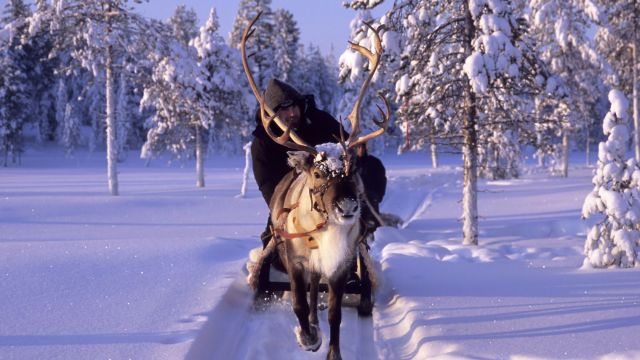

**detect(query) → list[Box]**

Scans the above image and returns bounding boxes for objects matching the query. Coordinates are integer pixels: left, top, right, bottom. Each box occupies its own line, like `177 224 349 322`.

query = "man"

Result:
251 79 386 253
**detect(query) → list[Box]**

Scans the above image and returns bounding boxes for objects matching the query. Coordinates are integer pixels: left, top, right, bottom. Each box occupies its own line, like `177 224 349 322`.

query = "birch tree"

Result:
347 0 544 244
33 0 153 195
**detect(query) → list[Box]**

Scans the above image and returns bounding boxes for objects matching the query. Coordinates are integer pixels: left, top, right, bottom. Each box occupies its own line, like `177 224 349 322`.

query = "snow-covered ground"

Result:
1 147 639 360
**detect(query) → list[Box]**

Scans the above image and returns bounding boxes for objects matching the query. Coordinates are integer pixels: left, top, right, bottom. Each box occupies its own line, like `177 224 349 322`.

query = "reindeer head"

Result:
287 144 361 225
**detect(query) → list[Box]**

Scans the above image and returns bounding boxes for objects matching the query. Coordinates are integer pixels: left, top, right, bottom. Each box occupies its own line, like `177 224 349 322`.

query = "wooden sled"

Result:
249 241 375 317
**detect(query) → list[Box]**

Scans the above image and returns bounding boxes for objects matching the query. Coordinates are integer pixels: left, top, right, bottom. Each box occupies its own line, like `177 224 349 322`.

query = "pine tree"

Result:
338 10 400 153
61 103 80 156
23 0 58 143
295 44 341 115
229 0 275 91
582 89 640 268
0 0 32 166
42 0 157 195
192 8 251 156
271 9 299 82
392 1 454 165
115 72 130 162
596 0 640 162
530 0 605 177
139 40 201 162
352 0 545 244
169 5 198 45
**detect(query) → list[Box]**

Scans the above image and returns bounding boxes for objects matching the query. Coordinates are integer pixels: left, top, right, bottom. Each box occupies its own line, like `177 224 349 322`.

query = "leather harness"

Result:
273 179 336 249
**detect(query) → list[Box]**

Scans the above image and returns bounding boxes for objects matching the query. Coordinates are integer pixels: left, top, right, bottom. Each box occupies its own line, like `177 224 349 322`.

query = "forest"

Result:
1 0 639 261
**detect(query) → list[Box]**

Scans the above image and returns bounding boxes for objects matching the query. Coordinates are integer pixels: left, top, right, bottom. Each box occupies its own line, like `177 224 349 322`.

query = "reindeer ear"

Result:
287 151 313 172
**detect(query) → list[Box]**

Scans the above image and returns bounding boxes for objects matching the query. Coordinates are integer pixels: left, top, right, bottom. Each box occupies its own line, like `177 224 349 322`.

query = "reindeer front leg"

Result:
289 259 321 352
309 271 321 326
326 270 347 360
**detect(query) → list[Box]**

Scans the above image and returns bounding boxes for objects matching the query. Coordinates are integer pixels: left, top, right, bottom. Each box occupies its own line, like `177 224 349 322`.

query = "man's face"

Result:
276 103 301 130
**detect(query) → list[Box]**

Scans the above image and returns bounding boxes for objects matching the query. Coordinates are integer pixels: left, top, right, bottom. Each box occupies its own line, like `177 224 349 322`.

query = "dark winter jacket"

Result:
251 95 342 204
357 154 386 209
250 79 387 213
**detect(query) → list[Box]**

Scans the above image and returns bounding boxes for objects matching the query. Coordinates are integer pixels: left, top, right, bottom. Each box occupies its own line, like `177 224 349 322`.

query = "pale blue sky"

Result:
0 0 389 55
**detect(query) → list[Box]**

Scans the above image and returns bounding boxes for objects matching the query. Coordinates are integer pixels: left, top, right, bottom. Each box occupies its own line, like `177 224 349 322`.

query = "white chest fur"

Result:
308 224 358 278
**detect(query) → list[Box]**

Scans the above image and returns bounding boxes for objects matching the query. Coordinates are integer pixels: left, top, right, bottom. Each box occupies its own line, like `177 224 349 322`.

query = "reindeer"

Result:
243 13 389 360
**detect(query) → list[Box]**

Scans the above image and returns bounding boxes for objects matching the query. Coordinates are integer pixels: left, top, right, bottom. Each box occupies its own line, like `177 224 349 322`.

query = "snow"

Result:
314 142 346 176
1 147 640 359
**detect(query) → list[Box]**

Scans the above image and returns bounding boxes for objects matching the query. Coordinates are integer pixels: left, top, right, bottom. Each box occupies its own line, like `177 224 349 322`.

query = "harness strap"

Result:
273 202 326 248
274 220 327 240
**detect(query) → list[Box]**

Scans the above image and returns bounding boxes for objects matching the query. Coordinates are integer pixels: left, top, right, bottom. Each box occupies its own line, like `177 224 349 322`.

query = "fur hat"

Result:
264 79 304 111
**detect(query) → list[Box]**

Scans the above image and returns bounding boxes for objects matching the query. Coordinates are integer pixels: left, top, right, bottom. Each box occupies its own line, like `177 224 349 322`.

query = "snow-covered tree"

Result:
140 39 202 162
140 7 204 167
0 0 31 166
191 8 251 156
530 0 605 177
115 72 130 162
55 79 80 155
596 0 640 162
343 0 385 10
35 0 155 195
392 2 443 165
352 0 545 244
271 9 299 82
142 6 242 187
582 89 640 268
339 10 401 153
295 44 341 115
169 5 198 45
60 103 80 156
229 0 275 91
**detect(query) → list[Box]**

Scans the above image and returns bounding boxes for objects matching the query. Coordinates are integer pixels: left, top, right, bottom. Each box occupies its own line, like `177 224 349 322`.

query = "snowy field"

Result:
1 147 639 360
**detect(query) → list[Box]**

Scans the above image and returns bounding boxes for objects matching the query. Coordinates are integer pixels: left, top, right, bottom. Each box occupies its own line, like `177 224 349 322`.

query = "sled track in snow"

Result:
401 182 448 229
185 276 378 359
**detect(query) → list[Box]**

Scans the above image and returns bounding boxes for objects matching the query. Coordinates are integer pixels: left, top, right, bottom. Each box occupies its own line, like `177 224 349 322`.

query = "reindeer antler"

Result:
345 22 391 150
241 12 317 155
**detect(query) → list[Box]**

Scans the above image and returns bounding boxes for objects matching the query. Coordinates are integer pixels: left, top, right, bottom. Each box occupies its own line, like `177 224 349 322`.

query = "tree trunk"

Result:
195 124 205 188
585 125 590 166
105 14 119 196
430 142 438 169
634 25 640 162
240 141 252 197
462 5 478 246
561 130 569 178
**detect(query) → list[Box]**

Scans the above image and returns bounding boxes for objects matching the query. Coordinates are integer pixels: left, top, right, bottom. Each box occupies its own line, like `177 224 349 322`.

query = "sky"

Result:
134 0 379 56
0 0 389 56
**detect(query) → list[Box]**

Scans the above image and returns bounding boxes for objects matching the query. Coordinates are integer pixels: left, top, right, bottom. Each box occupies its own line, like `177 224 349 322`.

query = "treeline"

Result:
337 0 638 245
0 0 341 171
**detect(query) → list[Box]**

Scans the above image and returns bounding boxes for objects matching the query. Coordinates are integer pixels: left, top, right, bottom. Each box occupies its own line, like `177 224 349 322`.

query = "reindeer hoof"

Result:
326 346 342 360
295 324 322 352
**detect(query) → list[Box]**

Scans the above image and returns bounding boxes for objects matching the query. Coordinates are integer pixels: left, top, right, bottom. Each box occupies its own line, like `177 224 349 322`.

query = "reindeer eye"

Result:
314 172 321 179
